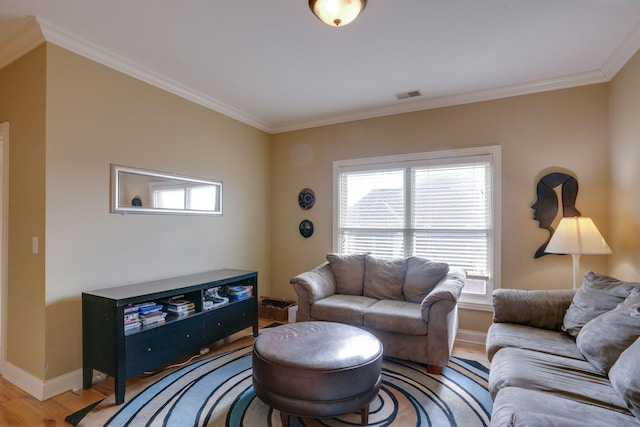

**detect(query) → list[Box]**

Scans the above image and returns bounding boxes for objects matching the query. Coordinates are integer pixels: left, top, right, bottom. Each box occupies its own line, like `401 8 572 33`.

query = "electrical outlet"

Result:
199 347 210 356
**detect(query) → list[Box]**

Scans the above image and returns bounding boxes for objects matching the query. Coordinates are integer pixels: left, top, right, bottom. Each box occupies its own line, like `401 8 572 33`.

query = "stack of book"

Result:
124 305 141 332
135 301 168 326
227 285 252 301
203 288 229 311
160 297 196 316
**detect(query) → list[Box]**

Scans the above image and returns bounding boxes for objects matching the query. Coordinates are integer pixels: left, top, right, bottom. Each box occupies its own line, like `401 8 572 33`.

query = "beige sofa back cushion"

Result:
562 272 640 337
609 336 640 419
363 255 406 300
576 290 640 374
403 257 449 303
326 253 367 295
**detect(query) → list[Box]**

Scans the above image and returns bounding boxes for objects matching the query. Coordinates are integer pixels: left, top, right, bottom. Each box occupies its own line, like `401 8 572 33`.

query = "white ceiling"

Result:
1 0 640 134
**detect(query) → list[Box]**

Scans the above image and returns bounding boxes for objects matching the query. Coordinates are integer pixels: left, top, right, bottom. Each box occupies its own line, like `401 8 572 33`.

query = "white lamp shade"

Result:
309 0 367 27
545 217 611 255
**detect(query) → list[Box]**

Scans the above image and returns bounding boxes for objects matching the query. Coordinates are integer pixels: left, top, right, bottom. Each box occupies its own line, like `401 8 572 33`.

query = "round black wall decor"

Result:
299 219 314 238
298 188 315 210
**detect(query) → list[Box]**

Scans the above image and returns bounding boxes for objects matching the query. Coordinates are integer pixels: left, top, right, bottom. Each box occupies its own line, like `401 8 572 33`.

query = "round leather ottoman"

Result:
252 321 383 427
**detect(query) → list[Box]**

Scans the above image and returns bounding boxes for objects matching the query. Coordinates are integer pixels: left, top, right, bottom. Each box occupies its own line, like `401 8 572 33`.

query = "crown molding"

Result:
272 70 608 133
0 17 45 71
601 17 640 79
3 16 639 135
36 18 273 133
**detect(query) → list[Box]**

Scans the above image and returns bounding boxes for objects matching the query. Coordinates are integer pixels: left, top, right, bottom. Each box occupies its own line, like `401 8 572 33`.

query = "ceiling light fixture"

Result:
309 0 367 27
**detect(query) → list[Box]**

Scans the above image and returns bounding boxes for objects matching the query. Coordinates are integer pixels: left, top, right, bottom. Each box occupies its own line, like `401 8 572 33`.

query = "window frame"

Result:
150 181 220 211
333 145 501 310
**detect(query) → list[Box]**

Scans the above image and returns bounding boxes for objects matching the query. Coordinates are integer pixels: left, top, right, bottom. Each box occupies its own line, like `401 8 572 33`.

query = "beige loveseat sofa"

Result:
290 253 466 374
486 272 640 426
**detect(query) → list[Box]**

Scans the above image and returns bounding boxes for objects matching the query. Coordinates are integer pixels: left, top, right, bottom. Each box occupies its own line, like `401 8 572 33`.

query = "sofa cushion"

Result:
486 322 584 362
492 387 639 427
403 257 449 303
492 289 574 331
363 300 427 335
489 347 627 411
310 294 378 325
576 290 640 374
562 271 640 337
609 337 640 419
363 255 406 300
326 253 367 295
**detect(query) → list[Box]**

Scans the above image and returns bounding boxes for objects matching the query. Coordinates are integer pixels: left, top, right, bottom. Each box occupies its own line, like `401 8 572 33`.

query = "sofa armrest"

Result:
419 268 465 371
290 262 336 321
420 267 466 316
492 288 575 331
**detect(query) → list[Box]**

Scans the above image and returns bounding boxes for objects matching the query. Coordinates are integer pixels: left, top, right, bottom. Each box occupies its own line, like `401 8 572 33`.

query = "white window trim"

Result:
333 145 501 310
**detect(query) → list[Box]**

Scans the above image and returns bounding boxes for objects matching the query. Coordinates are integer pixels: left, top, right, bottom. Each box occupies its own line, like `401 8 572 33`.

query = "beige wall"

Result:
0 38 629 386
0 44 48 379
271 85 610 333
2 43 272 382
609 49 640 281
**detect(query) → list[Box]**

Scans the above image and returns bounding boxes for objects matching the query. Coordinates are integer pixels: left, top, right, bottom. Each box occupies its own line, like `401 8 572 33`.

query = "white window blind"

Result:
334 146 500 308
151 184 218 211
186 185 218 211
153 187 185 209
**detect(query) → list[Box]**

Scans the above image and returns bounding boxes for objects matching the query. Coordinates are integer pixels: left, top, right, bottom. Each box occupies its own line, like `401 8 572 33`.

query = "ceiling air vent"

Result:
395 90 422 100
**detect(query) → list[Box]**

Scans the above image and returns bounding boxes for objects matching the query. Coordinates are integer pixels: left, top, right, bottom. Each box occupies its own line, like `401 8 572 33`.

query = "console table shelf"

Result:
82 269 258 404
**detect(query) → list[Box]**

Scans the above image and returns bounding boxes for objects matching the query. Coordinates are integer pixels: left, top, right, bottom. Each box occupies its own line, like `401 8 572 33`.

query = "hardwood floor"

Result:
452 340 489 365
0 319 488 426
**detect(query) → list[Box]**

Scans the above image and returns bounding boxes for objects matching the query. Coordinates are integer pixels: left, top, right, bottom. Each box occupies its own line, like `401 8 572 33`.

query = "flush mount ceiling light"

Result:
309 0 367 27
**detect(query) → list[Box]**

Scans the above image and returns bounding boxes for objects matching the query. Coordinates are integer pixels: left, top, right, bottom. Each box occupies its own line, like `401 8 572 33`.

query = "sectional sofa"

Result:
486 272 640 426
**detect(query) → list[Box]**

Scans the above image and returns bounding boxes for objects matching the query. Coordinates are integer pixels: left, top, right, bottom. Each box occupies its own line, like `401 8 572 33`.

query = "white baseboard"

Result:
456 328 487 346
43 368 83 400
2 361 82 401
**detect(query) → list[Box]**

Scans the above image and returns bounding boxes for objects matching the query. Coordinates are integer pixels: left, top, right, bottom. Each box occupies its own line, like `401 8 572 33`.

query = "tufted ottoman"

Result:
252 321 383 427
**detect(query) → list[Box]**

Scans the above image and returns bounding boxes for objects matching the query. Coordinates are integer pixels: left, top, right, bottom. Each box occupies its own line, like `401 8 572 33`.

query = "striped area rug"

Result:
77 344 491 426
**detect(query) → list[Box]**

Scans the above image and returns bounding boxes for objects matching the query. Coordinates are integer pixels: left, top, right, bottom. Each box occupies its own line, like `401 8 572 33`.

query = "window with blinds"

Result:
334 146 501 307
151 183 218 211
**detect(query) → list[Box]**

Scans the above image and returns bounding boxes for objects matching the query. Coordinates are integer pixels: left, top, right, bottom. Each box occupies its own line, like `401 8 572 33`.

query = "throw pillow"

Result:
562 271 640 337
363 254 406 300
576 290 640 374
403 256 449 303
609 336 640 419
326 253 367 295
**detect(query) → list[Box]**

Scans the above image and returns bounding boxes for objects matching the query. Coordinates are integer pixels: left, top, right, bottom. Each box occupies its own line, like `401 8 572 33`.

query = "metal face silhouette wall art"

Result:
531 172 581 258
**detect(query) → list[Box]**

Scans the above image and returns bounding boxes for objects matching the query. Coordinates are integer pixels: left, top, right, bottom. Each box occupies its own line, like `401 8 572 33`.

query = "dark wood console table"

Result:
82 269 258 404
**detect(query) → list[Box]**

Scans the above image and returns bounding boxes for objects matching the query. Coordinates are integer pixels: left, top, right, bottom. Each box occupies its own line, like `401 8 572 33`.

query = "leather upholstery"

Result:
252 321 382 419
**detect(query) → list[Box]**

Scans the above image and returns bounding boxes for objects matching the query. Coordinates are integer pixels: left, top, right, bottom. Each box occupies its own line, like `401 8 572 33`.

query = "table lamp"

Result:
545 216 611 289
